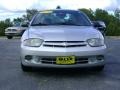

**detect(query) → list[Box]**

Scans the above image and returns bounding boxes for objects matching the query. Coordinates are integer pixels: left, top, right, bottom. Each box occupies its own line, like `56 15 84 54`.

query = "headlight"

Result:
87 38 104 47
23 38 43 47
5 29 8 32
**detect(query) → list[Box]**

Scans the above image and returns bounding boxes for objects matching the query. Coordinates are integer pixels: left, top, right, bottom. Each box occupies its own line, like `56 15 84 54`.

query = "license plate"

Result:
56 56 75 65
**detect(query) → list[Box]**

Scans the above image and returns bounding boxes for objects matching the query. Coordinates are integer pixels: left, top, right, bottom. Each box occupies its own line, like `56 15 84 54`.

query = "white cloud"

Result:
0 0 38 11
0 0 120 20
39 0 111 10
0 0 114 11
0 12 25 20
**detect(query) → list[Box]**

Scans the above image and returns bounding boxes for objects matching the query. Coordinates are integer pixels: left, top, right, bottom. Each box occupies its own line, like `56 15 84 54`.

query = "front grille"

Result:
44 41 85 43
39 57 88 64
43 44 86 47
43 41 87 48
7 29 17 32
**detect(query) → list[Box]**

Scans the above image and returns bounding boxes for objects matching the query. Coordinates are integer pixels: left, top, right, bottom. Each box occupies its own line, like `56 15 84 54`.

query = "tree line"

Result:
0 8 120 36
79 8 120 36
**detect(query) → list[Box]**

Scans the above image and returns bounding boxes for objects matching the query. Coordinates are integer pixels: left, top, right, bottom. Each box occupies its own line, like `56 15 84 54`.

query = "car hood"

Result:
23 26 101 41
6 27 27 30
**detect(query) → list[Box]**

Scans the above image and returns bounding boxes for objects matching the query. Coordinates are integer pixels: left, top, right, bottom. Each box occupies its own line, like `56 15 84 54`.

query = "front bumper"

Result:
5 31 24 36
21 45 106 68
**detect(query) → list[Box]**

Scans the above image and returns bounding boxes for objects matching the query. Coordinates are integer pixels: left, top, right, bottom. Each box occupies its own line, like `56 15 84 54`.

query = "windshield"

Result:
13 22 21 27
31 10 91 26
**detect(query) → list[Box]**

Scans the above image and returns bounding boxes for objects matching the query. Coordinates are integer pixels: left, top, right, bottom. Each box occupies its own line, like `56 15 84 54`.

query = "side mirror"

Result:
92 21 106 35
92 21 106 30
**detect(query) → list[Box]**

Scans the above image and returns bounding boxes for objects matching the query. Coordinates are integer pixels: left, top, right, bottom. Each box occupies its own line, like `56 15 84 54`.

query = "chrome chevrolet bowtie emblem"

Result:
63 42 67 46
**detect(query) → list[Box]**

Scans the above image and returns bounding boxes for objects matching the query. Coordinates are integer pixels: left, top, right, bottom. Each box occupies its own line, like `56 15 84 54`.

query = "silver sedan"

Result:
21 10 106 71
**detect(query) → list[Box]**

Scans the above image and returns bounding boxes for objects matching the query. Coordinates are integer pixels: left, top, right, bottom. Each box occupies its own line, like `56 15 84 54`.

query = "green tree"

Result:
4 18 12 25
13 17 24 25
0 19 12 36
23 9 38 21
94 9 110 24
79 8 95 20
79 8 120 36
114 8 120 20
106 22 120 36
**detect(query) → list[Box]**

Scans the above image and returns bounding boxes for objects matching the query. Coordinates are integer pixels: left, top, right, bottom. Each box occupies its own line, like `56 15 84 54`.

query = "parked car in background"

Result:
5 22 28 39
21 9 106 72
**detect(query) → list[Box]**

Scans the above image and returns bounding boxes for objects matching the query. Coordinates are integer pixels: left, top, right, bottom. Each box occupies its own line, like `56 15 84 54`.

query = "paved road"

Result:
0 37 120 90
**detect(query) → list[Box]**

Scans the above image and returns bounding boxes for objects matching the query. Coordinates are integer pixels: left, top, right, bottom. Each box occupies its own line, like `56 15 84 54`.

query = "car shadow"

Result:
22 67 105 78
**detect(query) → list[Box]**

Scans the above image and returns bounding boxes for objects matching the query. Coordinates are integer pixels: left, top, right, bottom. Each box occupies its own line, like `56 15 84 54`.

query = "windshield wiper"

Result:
54 22 81 26
31 22 91 26
31 23 49 26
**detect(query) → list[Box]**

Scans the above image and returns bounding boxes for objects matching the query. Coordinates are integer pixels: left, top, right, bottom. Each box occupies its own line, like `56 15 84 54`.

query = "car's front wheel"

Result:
94 65 104 71
21 63 32 72
7 36 13 39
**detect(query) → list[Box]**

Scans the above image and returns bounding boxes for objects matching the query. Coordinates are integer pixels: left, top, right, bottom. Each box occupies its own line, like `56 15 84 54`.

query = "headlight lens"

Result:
23 38 43 47
5 29 8 32
87 38 104 47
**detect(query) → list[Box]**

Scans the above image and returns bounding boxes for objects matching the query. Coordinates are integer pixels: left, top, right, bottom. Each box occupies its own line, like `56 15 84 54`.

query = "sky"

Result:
0 0 120 20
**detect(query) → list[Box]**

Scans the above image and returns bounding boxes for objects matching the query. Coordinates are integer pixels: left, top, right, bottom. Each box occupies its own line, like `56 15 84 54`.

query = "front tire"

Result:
7 36 13 39
94 65 104 71
21 63 32 72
